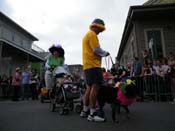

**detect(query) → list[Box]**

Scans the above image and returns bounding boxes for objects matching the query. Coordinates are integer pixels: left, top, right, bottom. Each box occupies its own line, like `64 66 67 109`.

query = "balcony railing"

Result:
32 43 45 52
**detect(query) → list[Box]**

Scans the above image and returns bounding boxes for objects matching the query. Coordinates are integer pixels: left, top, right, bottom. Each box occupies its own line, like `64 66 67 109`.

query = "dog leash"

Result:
109 55 114 66
104 56 109 70
105 55 114 71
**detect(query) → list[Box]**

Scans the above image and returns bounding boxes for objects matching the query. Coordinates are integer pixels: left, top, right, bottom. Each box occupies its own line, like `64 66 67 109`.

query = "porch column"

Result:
0 41 2 74
0 41 2 58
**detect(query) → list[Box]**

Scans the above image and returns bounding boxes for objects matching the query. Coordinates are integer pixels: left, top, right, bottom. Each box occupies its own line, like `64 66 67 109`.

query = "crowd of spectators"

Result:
1 50 175 101
0 67 41 101
102 50 175 101
106 50 175 79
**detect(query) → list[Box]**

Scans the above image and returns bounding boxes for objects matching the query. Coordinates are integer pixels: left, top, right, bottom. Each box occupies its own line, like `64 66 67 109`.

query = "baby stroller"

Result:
50 66 83 115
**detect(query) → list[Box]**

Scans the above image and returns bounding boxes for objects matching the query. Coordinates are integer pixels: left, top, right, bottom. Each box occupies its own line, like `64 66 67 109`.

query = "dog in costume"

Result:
97 79 137 123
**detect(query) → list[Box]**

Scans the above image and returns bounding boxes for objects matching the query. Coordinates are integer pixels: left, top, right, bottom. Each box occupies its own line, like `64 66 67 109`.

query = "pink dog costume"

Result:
115 80 136 106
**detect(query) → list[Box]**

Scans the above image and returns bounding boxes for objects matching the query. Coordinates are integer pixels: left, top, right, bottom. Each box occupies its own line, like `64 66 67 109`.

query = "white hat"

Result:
15 67 20 71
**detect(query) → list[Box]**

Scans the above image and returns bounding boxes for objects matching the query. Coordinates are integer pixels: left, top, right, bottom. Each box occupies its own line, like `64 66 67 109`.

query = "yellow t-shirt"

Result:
82 30 101 70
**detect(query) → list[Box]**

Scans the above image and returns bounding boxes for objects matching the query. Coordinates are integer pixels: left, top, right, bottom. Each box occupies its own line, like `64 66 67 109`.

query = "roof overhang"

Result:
0 11 38 41
130 4 175 20
0 38 44 62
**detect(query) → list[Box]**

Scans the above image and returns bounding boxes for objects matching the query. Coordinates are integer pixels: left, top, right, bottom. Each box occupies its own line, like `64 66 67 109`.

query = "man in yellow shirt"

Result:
80 18 109 122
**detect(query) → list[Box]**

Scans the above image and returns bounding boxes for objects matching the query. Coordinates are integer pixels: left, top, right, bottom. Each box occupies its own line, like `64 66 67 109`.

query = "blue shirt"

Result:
133 62 142 76
21 71 30 84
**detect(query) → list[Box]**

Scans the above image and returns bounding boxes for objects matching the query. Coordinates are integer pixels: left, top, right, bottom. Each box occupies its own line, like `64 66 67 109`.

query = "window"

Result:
146 29 164 60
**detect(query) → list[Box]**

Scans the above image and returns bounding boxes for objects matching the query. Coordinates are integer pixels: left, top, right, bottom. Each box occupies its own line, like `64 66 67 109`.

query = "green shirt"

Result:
48 55 64 67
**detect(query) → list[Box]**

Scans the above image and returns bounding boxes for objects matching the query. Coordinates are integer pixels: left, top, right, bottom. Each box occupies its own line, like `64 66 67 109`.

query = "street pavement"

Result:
0 100 175 131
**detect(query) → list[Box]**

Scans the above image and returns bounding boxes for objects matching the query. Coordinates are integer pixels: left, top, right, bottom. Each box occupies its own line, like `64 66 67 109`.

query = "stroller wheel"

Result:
75 104 82 113
59 108 69 115
40 97 44 103
69 101 74 111
50 102 56 112
59 109 64 115
63 108 69 115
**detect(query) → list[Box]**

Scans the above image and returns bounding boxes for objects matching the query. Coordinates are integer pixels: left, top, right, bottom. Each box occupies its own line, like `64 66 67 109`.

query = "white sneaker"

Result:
87 113 105 122
80 111 89 118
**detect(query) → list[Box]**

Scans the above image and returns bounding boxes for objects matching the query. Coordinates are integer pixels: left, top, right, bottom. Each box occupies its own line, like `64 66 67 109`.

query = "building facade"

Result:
117 0 175 66
0 12 45 76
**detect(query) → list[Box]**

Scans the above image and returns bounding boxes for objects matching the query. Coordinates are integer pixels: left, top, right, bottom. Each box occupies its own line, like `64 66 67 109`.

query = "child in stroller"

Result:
39 78 50 103
40 87 49 103
50 65 83 115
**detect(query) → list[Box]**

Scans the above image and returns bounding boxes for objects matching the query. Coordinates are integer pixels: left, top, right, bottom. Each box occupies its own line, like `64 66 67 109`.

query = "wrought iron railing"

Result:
132 74 174 102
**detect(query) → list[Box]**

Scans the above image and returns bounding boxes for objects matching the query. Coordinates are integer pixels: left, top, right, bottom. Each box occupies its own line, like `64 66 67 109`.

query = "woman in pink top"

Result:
12 67 22 101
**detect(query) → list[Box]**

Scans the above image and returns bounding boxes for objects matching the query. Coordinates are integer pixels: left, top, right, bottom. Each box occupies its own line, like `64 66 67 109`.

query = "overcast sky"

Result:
0 0 147 68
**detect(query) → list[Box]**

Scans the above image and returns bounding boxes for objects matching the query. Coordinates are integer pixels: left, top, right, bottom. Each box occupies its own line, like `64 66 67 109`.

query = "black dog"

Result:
97 83 137 123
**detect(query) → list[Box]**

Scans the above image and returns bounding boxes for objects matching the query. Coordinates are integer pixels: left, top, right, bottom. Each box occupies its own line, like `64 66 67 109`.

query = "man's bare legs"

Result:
80 85 91 117
87 83 105 122
81 84 100 116
82 84 99 111
89 84 99 114
83 85 91 108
